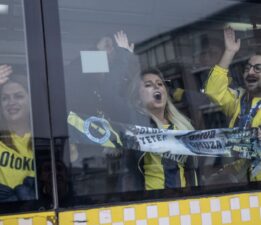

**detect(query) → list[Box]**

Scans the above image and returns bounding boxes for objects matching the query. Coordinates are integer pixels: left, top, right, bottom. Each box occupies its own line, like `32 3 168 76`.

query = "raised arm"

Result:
0 64 12 85
114 30 134 53
205 28 241 118
218 27 241 69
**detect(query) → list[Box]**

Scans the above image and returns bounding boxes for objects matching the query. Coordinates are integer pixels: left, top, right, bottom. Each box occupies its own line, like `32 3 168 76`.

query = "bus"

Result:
0 0 260 224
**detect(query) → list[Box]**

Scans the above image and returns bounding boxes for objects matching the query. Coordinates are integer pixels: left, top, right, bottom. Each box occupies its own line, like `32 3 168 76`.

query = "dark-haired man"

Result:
205 27 261 182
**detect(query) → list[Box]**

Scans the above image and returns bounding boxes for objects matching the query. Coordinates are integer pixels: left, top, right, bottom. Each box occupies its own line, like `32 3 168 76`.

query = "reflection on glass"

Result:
58 0 261 206
165 41 175 61
148 49 157 67
39 159 71 203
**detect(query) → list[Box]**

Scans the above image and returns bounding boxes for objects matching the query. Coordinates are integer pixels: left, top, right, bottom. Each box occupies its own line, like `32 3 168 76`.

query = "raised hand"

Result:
114 30 134 53
0 64 12 85
218 27 240 69
224 27 241 53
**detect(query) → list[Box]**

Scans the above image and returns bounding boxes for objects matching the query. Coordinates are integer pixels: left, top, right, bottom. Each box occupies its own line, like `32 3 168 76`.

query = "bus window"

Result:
56 0 261 207
0 2 36 204
0 0 53 214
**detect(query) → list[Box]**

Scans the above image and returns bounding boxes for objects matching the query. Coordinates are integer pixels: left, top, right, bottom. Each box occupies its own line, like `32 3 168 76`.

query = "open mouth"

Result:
7 108 19 114
246 76 259 83
153 92 162 100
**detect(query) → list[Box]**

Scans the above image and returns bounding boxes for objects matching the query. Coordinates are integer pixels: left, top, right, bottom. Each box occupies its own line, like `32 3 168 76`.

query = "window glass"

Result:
0 1 35 204
57 0 261 206
0 1 54 214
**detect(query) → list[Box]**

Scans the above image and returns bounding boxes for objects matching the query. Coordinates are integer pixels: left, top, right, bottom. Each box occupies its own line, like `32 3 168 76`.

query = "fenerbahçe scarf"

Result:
68 112 261 160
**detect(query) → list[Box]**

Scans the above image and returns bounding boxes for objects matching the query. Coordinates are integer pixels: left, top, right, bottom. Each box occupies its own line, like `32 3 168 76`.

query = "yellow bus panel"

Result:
59 192 261 225
0 211 55 225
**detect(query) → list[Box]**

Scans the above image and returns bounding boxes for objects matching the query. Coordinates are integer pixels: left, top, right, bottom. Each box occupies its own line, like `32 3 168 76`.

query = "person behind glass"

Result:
205 27 261 182
98 32 143 191
0 65 35 202
38 159 74 206
96 31 138 123
129 69 198 190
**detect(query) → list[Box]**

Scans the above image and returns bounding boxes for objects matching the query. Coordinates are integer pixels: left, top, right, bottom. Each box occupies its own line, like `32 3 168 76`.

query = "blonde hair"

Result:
130 68 194 130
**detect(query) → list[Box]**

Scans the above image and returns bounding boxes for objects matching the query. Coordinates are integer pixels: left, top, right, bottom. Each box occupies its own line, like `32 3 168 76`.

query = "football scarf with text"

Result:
68 111 261 160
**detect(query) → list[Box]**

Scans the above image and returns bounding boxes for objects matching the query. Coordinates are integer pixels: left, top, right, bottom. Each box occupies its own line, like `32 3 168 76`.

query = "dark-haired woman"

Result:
0 65 35 201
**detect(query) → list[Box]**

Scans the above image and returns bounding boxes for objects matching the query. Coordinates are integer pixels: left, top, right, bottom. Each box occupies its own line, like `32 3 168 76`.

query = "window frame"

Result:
40 0 261 210
0 0 55 214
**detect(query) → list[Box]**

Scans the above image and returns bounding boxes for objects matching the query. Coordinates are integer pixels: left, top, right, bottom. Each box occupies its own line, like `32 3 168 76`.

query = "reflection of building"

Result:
134 4 261 129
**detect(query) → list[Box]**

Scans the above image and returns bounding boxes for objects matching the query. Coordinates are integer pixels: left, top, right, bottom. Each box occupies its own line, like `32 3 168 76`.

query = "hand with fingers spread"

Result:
114 30 134 53
218 27 241 69
0 64 12 85
224 27 241 54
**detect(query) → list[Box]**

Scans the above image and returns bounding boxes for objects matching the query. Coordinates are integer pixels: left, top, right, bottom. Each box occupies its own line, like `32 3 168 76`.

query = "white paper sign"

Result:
80 51 109 73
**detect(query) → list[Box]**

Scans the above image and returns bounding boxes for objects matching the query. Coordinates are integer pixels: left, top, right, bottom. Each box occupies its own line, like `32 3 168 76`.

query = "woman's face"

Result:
139 73 168 112
1 82 30 123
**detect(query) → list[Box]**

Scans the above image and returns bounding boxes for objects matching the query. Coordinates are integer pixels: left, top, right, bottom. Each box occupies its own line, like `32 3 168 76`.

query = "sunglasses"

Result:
244 63 261 73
